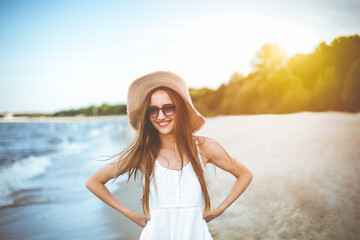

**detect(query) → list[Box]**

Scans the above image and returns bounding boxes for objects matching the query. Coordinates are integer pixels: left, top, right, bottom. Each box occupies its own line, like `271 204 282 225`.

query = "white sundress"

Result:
139 141 213 240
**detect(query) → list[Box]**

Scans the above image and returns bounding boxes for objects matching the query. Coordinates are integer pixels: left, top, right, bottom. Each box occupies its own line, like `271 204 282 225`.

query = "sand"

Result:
104 111 360 239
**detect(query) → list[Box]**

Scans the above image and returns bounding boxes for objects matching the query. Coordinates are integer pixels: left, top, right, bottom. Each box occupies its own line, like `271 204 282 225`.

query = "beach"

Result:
199 111 360 239
111 111 360 239
1 112 360 239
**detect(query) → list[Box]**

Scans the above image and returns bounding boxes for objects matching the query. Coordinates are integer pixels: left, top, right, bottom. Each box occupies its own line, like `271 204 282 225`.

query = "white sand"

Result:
197 111 360 239
106 111 360 239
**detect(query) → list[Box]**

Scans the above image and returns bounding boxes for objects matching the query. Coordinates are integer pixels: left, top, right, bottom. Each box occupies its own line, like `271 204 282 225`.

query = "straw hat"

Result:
127 71 206 133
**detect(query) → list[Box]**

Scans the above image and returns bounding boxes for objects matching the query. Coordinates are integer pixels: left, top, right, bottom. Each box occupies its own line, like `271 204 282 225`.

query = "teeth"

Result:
158 121 169 126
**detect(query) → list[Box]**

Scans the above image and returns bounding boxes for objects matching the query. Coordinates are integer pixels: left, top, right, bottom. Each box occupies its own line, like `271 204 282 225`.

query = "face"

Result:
148 90 176 136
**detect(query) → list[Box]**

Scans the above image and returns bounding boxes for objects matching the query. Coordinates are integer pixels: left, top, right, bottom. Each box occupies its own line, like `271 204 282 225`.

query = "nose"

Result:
157 109 166 119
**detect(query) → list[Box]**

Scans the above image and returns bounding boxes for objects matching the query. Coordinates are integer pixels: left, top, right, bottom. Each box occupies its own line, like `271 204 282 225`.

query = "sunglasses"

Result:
148 104 176 118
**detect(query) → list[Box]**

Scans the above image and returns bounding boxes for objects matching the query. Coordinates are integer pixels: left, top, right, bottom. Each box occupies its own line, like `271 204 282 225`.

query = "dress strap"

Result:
194 137 206 170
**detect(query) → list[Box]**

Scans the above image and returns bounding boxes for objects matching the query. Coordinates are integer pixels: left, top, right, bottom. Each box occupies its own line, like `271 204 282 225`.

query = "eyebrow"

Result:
149 103 173 107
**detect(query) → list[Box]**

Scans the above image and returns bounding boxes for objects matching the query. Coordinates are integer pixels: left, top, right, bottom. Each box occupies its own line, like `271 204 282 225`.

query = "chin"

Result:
163 131 174 135
155 124 175 135
157 128 174 135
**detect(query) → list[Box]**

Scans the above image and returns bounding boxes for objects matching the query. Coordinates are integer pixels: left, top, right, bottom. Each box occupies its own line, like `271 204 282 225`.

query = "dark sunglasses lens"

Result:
148 107 159 118
163 104 175 116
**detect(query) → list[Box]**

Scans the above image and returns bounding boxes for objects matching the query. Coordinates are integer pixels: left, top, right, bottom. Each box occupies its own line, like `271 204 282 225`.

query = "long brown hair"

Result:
110 87 210 216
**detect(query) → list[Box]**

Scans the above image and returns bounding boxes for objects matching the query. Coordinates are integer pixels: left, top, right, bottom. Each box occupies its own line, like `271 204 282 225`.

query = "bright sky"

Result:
1 0 359 114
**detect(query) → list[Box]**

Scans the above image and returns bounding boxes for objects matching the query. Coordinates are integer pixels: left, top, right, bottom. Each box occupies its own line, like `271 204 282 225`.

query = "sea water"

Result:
0 118 132 239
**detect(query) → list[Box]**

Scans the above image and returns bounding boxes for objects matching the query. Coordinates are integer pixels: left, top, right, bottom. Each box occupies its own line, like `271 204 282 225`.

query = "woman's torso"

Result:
139 140 213 240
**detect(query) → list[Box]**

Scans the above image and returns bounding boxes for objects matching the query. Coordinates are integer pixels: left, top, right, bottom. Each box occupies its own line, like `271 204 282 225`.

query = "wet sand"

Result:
102 179 144 239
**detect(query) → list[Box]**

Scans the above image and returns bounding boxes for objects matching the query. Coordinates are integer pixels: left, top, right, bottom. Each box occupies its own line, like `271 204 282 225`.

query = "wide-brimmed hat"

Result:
127 71 206 133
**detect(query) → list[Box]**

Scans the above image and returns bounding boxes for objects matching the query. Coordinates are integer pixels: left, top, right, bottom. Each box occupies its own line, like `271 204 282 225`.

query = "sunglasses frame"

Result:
148 104 176 118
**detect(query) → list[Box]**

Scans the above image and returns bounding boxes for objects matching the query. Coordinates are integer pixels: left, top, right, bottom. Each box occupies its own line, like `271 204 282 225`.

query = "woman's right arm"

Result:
85 161 150 228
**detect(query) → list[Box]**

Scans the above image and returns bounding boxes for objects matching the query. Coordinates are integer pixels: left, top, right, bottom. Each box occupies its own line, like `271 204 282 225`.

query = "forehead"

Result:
149 90 173 106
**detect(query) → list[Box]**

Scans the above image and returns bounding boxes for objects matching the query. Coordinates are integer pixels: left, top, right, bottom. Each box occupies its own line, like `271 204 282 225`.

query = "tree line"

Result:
52 104 127 117
12 104 127 117
191 34 360 116
12 34 359 117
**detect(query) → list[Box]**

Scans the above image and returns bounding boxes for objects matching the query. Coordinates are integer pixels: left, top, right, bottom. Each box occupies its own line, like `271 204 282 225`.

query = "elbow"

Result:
86 175 106 191
85 176 95 191
248 171 253 182
244 169 253 184
236 169 253 184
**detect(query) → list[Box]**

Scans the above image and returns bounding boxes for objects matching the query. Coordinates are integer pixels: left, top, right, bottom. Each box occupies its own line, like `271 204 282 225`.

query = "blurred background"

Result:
0 0 359 239
0 0 359 117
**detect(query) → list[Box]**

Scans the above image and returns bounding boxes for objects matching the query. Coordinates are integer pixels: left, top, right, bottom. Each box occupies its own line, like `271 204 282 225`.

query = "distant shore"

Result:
2 111 358 123
0 115 128 123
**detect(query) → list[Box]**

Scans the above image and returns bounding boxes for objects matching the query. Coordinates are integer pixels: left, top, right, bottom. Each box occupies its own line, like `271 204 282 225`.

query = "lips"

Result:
157 120 171 127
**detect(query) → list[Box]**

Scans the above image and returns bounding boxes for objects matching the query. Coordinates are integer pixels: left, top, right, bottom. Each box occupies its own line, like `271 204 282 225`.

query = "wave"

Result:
58 137 90 154
0 155 51 207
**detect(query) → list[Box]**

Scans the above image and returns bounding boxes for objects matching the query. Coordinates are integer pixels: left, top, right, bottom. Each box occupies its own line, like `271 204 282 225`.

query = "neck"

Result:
159 133 177 151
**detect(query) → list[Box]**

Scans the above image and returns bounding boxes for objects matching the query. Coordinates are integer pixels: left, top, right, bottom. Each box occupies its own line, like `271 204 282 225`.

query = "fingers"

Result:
131 212 151 228
141 217 151 228
140 215 151 228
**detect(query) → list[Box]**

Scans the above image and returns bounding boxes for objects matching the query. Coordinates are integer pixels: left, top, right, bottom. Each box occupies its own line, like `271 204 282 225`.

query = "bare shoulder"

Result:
196 136 222 150
195 136 226 165
196 136 251 179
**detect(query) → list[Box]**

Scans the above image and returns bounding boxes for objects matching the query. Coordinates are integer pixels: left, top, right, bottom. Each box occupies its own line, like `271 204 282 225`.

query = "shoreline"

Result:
0 115 128 123
103 179 144 239
1 110 358 123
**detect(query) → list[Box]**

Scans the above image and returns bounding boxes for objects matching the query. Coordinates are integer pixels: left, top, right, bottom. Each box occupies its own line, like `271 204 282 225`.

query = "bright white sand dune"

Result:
198 112 360 240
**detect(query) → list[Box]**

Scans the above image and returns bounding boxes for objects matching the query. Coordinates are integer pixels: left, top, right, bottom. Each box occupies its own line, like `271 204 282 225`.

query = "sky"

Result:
0 0 359 114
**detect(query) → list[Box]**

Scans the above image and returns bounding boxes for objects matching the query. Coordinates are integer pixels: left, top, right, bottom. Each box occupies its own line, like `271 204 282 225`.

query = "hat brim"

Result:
127 71 206 133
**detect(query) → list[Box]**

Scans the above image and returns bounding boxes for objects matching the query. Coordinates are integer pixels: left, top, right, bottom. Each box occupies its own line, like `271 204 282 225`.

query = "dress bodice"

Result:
139 139 213 240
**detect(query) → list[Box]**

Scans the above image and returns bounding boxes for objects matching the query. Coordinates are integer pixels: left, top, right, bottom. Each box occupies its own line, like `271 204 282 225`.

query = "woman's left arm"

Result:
200 137 253 222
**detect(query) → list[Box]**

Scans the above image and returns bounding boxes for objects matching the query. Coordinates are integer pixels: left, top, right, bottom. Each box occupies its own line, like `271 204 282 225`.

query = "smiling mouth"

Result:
157 120 171 127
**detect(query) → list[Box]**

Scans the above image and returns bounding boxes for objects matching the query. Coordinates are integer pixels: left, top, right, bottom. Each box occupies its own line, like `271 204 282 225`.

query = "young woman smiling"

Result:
86 71 253 240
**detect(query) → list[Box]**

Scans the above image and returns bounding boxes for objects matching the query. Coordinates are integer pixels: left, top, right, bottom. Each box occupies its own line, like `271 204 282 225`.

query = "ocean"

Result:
0 118 133 239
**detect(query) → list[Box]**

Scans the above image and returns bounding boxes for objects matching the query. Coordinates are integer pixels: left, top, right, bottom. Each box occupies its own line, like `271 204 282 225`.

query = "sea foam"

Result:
0 155 51 207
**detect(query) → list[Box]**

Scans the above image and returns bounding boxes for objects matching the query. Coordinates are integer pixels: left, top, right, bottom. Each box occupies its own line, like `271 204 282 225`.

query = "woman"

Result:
86 71 253 239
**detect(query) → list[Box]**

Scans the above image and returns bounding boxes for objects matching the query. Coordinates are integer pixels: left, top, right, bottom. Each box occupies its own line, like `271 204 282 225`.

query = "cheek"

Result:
149 118 157 127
